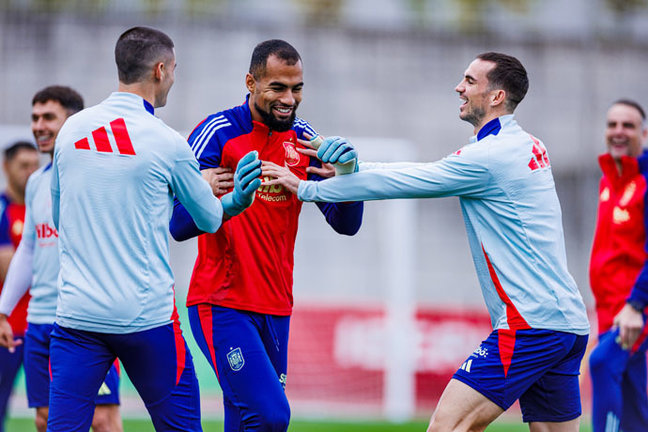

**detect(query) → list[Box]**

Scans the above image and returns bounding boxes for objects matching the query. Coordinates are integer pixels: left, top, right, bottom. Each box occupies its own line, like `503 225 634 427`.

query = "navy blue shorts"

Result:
47 322 200 432
23 322 120 408
189 304 291 432
453 328 588 423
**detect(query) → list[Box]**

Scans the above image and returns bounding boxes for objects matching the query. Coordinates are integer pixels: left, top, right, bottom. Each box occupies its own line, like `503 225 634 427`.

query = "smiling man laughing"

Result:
169 39 364 432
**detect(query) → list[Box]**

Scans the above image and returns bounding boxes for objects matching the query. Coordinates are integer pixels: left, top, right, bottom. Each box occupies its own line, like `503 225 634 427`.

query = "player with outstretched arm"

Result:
263 52 590 432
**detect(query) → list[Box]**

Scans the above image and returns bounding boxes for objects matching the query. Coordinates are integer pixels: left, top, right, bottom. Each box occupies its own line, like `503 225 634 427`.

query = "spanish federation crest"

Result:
283 142 300 167
227 347 245 371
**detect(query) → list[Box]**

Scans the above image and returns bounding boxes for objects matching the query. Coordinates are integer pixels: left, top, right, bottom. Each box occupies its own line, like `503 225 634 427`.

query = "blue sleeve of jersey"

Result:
295 119 362 235
169 197 204 241
0 200 10 246
169 116 228 240
308 158 363 235
628 154 648 306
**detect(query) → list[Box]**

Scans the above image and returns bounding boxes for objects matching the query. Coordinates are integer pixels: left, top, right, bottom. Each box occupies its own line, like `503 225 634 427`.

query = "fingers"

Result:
296 147 318 158
238 167 262 191
318 136 353 163
306 164 336 179
236 151 259 173
242 178 262 195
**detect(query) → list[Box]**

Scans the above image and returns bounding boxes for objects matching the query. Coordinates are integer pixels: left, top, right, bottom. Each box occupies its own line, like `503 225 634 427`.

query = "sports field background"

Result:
2 0 648 428
4 418 594 432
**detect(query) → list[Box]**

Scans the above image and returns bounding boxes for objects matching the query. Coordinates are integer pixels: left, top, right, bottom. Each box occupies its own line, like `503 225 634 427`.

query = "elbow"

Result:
331 213 363 236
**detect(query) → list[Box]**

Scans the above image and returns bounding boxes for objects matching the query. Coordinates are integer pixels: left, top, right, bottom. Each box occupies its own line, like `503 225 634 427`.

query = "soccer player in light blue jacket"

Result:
46 27 260 432
263 52 590 432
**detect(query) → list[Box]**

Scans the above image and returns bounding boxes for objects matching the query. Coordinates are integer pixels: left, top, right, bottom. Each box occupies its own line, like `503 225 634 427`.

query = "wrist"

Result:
627 300 645 313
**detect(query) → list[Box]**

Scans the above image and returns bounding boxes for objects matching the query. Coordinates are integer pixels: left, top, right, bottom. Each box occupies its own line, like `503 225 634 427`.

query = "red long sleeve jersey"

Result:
183 99 362 316
590 153 648 333
0 193 28 335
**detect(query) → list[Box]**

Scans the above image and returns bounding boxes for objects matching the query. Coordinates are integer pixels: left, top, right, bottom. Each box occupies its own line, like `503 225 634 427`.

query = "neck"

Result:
5 185 24 205
247 98 263 123
473 110 510 135
118 82 156 108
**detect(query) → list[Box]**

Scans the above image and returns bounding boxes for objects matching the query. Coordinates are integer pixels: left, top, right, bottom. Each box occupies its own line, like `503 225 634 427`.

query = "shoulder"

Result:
292 117 318 140
188 107 246 160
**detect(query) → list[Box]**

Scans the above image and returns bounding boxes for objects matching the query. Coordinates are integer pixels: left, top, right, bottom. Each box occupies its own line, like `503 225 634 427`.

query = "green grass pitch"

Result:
4 417 594 431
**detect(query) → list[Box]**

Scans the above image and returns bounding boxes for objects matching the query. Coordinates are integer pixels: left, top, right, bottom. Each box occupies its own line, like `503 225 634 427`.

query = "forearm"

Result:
169 199 205 241
0 240 34 316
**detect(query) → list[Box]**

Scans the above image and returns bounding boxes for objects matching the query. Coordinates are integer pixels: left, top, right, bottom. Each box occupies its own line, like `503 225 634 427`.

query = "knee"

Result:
256 400 290 432
91 405 122 432
34 409 48 432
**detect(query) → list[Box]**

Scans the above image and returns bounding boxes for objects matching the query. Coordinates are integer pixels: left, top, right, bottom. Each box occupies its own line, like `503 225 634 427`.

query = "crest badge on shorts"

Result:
227 347 245 371
283 142 300 167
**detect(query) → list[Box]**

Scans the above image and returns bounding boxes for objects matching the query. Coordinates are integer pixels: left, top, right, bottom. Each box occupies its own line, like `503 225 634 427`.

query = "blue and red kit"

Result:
0 192 27 432
170 97 363 431
589 151 648 432
171 97 363 315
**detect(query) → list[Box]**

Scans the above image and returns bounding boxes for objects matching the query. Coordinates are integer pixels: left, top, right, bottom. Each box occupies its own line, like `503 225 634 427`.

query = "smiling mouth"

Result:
273 105 293 116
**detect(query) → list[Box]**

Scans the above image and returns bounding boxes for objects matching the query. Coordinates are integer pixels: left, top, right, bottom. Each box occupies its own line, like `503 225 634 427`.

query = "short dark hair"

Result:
249 39 301 79
115 26 174 84
612 99 646 121
477 52 529 112
4 141 37 162
32 86 84 115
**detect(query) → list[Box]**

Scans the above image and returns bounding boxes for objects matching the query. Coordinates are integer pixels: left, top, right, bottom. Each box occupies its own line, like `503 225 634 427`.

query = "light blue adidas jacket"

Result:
52 92 223 333
299 115 589 335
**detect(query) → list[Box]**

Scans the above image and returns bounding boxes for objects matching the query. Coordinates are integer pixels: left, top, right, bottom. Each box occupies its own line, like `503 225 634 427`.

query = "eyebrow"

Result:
268 81 304 88
465 73 476 81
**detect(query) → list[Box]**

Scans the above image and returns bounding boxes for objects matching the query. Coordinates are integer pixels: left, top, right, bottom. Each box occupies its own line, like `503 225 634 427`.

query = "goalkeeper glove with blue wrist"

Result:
309 135 358 175
221 151 262 217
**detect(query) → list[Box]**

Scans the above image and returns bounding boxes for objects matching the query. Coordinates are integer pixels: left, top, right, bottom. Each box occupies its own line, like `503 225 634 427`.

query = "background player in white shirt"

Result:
46 27 260 432
263 52 590 432
0 86 123 432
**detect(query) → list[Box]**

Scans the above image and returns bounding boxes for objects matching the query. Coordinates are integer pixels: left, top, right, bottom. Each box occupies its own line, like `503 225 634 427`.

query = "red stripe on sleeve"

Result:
74 137 90 150
92 127 113 153
110 118 136 155
497 328 516 378
481 245 531 330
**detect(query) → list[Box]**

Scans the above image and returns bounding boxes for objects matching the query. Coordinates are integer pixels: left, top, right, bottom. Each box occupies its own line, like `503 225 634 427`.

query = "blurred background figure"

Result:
588 99 648 432
0 141 38 432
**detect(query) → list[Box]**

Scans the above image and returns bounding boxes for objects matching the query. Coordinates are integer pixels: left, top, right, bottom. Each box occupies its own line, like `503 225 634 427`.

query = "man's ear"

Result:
245 73 256 93
153 62 165 82
490 89 506 108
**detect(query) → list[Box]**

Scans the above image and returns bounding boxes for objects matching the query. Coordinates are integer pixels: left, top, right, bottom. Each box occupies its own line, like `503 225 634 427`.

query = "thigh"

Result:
112 323 201 432
262 314 290 390
23 323 53 408
520 333 588 423
189 305 289 418
428 378 503 432
47 324 115 432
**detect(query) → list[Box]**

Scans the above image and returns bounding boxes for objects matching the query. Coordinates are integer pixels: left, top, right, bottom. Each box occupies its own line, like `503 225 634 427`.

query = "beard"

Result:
254 102 297 132
461 105 486 128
